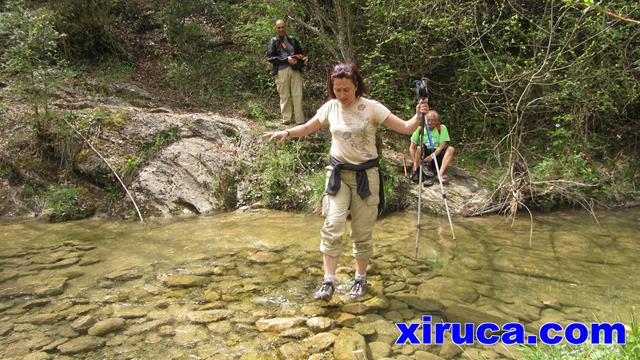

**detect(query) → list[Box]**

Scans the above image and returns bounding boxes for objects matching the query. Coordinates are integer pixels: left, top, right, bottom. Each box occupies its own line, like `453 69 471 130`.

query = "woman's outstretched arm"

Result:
382 99 429 135
263 117 322 144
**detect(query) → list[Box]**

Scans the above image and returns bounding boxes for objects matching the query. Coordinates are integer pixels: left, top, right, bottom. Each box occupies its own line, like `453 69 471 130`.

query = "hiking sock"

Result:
324 274 336 284
354 273 366 282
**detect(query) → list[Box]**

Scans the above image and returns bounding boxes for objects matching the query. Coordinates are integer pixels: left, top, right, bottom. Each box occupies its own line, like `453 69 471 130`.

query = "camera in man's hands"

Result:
291 54 306 71
414 79 429 100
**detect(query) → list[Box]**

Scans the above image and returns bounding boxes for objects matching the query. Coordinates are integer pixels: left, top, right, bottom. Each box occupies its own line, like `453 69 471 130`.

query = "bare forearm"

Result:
403 114 422 135
285 118 321 138
263 118 321 144
382 99 429 135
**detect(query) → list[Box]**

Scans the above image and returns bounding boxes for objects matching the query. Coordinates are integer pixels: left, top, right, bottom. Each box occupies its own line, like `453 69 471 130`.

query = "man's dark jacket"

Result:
266 35 305 76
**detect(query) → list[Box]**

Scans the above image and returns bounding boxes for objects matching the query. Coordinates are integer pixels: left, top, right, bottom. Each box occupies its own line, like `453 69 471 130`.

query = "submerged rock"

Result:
125 319 169 336
88 318 126 336
340 303 368 315
57 336 105 354
172 324 210 346
306 317 335 332
22 313 65 325
0 323 14 336
71 315 97 332
281 327 312 339
255 317 306 332
248 251 283 264
369 341 392 359
333 329 369 360
442 304 514 329
22 352 52 360
363 295 391 311
111 306 148 319
159 273 209 287
392 294 444 312
306 332 337 354
186 310 233 323
0 270 20 283
102 268 142 282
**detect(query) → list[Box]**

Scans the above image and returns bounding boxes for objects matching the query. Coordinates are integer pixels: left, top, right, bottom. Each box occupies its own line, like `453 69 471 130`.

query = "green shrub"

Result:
1 0 63 121
48 113 80 171
93 57 135 82
246 99 269 125
46 185 82 222
380 157 407 214
256 141 307 210
54 0 125 59
0 162 14 179
305 169 327 213
212 168 238 211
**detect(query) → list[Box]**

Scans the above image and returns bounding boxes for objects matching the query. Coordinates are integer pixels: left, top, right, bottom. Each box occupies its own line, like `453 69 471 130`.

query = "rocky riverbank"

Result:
0 238 526 360
3 205 639 359
0 83 490 221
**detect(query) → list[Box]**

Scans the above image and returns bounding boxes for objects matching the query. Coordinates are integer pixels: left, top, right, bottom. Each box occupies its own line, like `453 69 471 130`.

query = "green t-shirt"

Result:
411 124 450 149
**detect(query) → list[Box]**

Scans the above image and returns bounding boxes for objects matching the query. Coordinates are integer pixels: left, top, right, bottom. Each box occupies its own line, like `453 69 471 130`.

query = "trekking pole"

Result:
416 80 456 245
420 101 456 243
413 80 456 259
415 106 426 258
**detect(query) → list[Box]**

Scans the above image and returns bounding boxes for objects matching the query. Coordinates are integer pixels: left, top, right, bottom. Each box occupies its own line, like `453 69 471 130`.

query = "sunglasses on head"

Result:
332 65 352 73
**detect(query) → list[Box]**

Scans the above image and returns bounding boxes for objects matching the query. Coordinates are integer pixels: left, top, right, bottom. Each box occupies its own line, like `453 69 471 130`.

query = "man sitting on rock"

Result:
409 110 455 186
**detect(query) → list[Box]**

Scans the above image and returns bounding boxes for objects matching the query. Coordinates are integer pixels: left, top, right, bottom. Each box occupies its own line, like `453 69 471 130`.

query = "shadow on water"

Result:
0 208 638 358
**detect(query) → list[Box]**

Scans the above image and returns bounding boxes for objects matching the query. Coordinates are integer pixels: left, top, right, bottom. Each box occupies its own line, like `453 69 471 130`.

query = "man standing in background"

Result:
267 19 307 125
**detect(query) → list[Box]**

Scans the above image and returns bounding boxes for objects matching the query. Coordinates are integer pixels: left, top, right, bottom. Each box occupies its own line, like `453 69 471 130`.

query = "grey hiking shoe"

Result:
350 278 367 299
423 177 435 187
424 166 435 177
314 281 335 301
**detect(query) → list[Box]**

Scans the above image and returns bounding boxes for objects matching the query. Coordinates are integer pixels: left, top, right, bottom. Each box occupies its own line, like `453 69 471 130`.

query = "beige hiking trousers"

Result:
320 167 380 259
275 66 304 124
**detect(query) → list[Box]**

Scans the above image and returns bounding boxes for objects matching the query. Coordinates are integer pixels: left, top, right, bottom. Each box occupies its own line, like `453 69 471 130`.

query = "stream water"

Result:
0 208 638 359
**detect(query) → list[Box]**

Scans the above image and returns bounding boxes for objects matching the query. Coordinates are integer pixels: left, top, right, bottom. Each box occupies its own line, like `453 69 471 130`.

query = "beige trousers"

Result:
320 167 380 259
275 66 304 124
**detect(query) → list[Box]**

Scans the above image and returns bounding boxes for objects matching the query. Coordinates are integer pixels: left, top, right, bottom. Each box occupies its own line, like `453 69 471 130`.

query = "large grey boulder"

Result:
128 112 250 215
407 166 489 216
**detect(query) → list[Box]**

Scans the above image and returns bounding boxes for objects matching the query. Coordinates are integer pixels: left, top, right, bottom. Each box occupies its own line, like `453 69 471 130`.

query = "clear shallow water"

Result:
1 208 639 358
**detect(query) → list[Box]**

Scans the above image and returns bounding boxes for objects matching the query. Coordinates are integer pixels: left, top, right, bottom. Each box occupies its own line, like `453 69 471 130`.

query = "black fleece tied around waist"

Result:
326 156 385 215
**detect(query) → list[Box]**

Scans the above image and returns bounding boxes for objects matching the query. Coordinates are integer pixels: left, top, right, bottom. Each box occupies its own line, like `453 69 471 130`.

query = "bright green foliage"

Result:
0 0 63 126
256 141 308 210
380 157 408 214
45 184 80 222
1 0 638 214
306 169 327 212
53 0 125 59
360 0 640 210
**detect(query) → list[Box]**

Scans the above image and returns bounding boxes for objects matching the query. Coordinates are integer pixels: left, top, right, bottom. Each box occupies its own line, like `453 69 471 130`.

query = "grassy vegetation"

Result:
0 0 638 219
520 314 640 360
45 184 89 222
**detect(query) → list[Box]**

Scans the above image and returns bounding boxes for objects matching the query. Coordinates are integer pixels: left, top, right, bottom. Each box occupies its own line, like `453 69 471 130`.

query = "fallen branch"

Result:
573 2 640 26
60 117 145 223
532 179 598 187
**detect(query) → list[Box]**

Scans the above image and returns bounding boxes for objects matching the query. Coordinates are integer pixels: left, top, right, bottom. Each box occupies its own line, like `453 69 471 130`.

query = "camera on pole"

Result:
414 79 429 100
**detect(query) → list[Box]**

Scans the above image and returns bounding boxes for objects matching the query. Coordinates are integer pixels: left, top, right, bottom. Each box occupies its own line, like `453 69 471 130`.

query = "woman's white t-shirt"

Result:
315 97 391 164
